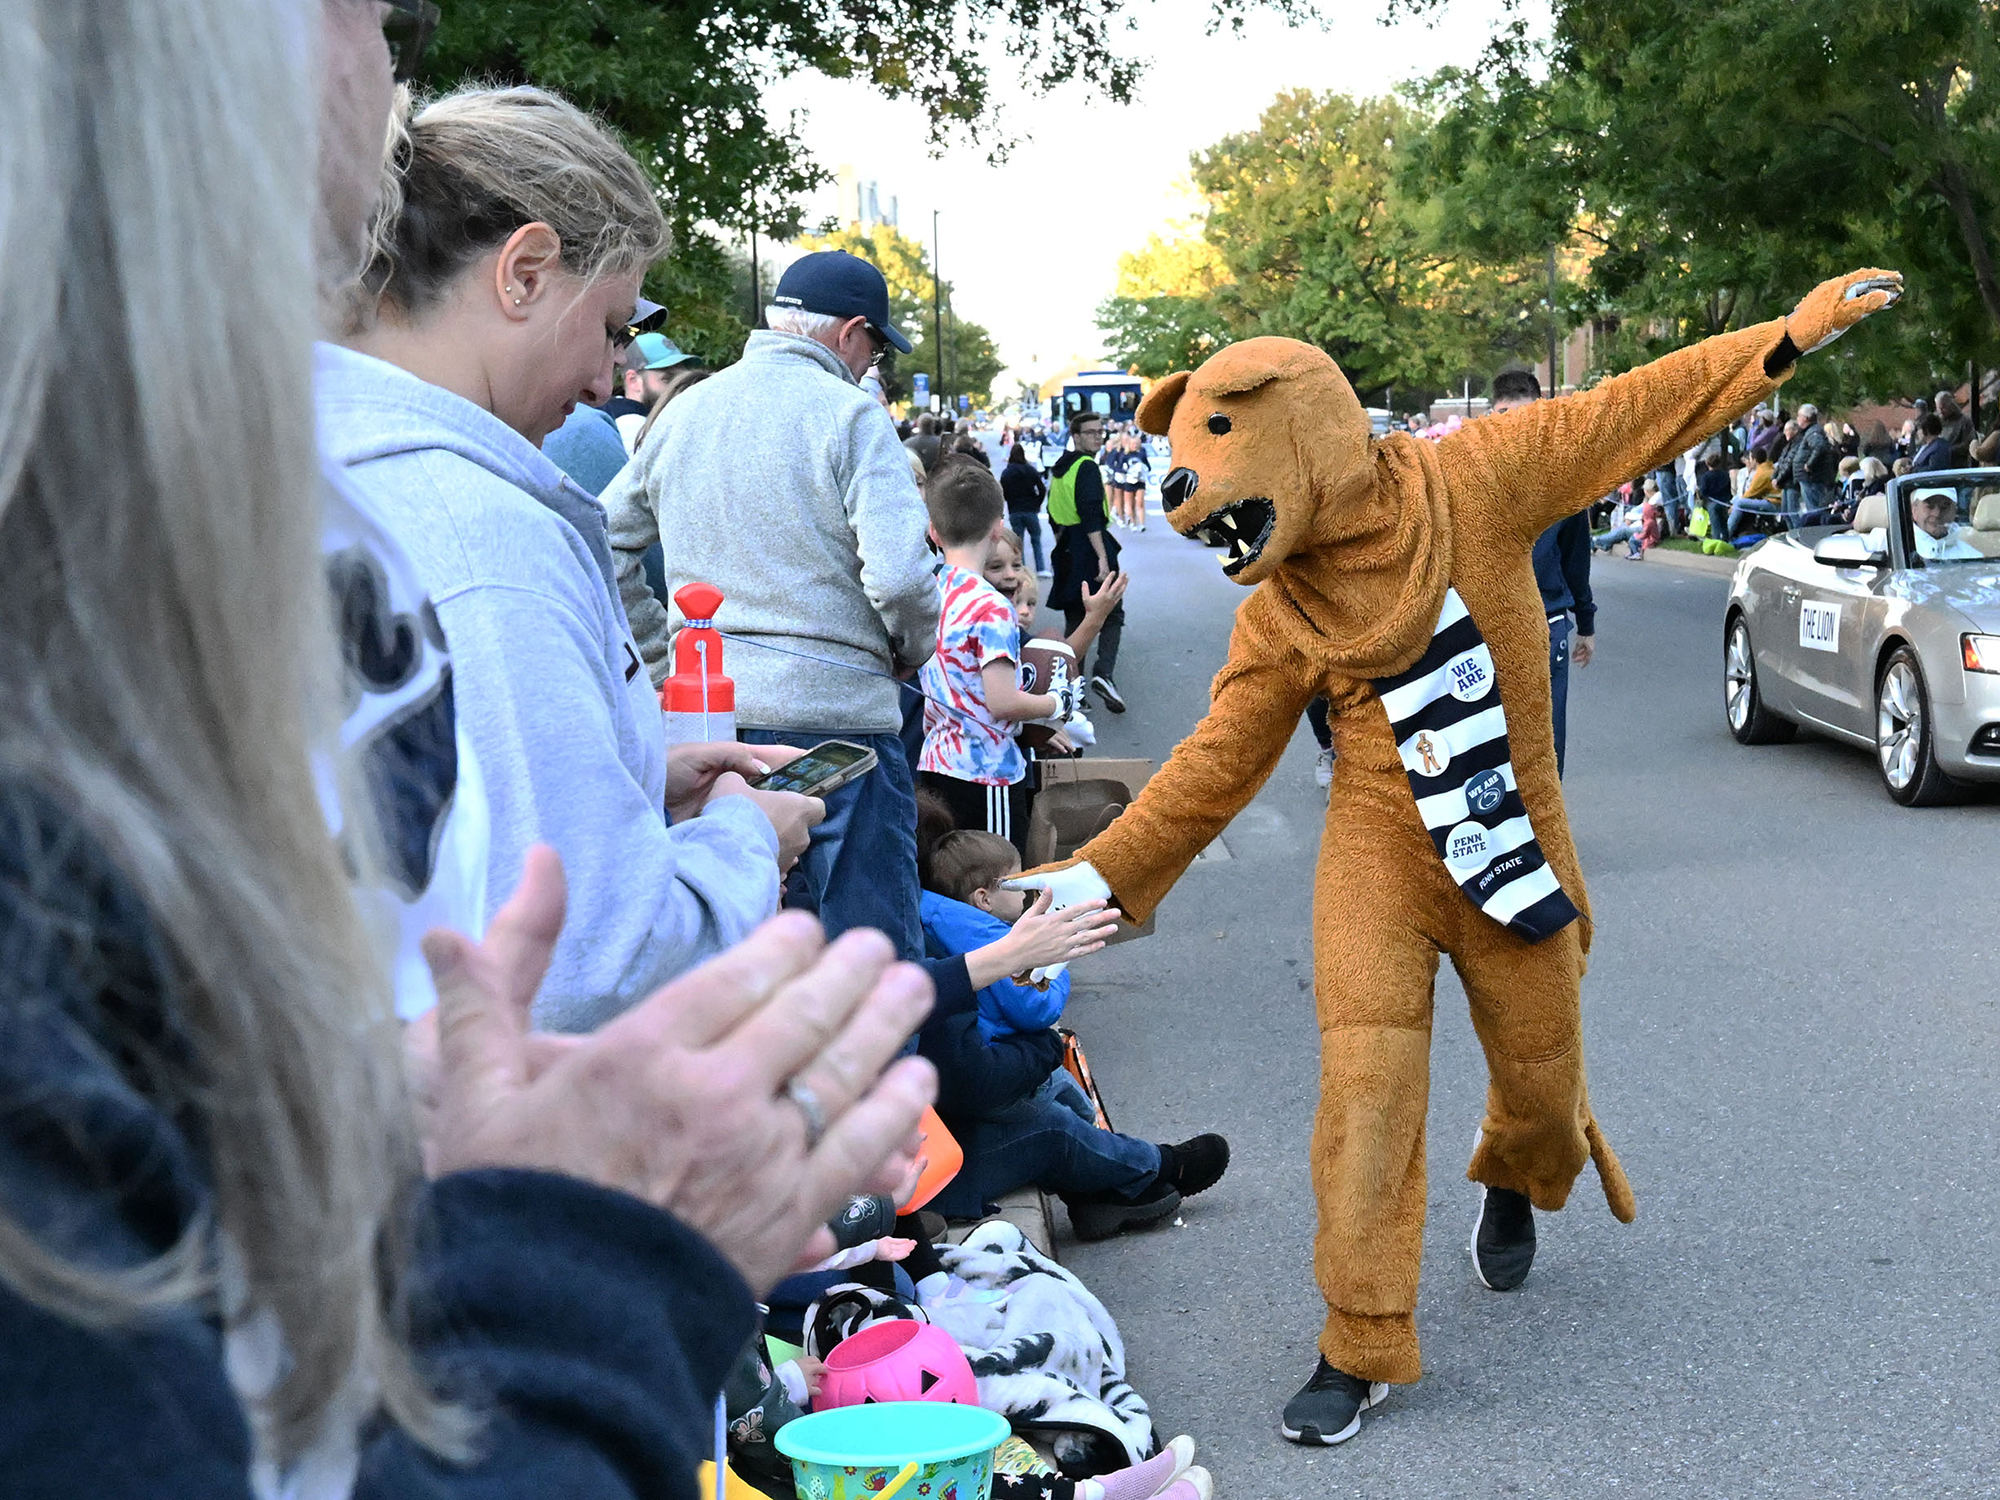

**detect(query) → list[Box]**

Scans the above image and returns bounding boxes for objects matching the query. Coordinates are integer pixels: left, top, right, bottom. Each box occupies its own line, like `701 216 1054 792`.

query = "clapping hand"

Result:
422 847 937 1295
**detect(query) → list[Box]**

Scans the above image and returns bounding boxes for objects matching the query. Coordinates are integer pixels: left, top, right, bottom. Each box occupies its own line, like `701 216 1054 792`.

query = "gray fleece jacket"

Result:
601 332 939 734
316 344 779 1032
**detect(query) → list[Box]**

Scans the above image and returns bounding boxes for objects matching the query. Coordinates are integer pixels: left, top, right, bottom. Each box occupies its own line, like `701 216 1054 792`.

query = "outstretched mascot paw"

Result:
1006 858 1115 912
1787 267 1903 356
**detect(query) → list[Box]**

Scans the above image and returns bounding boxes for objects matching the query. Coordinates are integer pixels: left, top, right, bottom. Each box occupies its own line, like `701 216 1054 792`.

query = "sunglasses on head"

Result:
383 0 441 84
613 304 669 353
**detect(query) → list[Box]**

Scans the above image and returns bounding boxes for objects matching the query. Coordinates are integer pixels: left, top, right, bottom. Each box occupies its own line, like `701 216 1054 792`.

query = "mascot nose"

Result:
1161 467 1198 513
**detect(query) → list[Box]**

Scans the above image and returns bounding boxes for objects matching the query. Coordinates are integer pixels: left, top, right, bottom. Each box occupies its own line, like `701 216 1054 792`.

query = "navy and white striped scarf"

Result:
1372 588 1580 942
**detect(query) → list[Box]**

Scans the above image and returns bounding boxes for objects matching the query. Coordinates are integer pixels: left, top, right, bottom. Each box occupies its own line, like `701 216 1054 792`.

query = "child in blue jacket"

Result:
920 826 1081 1042
915 797 1233 1241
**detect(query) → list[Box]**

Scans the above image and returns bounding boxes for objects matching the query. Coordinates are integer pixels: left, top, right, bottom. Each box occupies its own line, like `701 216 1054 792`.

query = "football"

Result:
1017 637 1077 750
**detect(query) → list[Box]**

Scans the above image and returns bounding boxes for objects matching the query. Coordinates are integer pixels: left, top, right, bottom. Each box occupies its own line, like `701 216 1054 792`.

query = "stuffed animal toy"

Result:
1013 268 1902 1444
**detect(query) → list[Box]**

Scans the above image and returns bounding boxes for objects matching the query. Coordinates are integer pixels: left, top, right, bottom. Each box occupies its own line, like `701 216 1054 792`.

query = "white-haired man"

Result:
1789 400 1841 523
604 250 941 960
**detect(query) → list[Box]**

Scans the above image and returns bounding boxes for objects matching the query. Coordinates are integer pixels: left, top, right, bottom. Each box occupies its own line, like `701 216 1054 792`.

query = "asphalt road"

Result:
1050 518 2000 1498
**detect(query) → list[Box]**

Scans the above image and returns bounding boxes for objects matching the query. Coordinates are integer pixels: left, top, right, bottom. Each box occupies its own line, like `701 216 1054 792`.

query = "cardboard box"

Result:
1028 756 1156 943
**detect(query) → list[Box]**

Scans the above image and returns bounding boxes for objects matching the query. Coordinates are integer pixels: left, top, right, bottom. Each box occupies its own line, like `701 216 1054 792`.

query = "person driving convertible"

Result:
1870 488 1984 561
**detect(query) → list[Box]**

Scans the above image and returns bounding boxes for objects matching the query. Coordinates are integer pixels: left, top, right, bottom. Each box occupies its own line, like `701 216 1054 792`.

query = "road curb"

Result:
1642 545 1740 578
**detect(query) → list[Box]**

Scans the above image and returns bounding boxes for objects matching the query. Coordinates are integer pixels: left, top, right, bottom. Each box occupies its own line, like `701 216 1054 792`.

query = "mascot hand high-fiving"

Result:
1012 269 1901 1446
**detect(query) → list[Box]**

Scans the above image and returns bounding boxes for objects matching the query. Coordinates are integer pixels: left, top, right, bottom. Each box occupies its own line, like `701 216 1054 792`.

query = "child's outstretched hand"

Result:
1003 888 1119 974
1081 571 1129 620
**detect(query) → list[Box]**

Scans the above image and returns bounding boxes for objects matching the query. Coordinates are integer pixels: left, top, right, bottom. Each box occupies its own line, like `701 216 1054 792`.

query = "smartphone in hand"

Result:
746 740 879 798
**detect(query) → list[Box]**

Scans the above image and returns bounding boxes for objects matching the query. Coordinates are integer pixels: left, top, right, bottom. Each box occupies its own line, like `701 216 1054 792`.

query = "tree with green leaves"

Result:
415 0 1315 367
1099 90 1545 398
1408 0 2000 404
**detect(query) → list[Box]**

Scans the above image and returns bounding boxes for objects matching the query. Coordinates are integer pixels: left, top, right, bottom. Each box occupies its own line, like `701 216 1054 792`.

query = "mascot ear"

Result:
1138 371 1190 436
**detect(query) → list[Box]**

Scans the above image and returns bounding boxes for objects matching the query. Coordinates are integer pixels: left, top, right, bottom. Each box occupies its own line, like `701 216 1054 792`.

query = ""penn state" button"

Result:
1443 819 1492 874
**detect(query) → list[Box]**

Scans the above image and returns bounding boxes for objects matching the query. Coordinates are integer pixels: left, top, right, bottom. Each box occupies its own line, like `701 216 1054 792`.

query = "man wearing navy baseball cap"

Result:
603 249 939 963
770 249 915 361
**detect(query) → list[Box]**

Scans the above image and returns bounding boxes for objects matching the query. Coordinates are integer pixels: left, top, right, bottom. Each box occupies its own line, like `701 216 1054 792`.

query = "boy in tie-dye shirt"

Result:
918 462 1065 856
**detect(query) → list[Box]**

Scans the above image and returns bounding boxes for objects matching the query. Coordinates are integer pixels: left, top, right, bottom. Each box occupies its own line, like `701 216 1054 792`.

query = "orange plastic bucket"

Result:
896 1107 963 1214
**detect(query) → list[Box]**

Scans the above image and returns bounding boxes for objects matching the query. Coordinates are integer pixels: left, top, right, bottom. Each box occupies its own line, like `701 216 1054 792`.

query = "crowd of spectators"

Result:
1568 384 2000 554
0 4 1217 1498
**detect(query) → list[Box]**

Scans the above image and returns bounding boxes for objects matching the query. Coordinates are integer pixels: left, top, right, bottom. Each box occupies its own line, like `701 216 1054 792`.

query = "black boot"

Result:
1156 1135 1230 1198
1063 1180 1180 1242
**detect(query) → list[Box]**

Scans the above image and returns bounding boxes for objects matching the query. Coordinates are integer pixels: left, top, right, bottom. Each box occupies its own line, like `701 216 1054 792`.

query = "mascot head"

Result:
1139 337 1372 587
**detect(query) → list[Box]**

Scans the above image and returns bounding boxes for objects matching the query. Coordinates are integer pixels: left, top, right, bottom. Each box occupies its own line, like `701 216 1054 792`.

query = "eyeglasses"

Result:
383 0 441 83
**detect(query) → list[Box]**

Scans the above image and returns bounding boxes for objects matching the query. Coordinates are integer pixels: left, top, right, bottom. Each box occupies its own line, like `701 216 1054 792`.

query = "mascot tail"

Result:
1586 1115 1638 1223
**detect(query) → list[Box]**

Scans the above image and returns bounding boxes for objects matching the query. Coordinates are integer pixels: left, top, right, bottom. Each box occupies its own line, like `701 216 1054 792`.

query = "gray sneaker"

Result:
1090 675 1125 713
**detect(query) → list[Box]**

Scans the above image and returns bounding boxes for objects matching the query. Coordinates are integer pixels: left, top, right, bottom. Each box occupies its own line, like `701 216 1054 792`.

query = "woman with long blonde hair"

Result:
0 2 933 1493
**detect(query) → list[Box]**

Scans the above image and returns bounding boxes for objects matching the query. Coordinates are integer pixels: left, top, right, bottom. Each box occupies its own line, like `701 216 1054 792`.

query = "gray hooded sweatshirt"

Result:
602 331 939 734
316 344 778 1031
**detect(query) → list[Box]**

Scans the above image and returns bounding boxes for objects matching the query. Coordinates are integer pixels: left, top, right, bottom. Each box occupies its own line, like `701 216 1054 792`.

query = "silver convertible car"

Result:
1724 468 2000 805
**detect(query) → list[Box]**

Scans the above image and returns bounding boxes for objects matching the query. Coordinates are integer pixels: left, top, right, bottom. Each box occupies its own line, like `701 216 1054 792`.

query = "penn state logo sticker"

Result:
1446 649 1493 702
1444 820 1492 874
1463 768 1507 816
1410 729 1449 777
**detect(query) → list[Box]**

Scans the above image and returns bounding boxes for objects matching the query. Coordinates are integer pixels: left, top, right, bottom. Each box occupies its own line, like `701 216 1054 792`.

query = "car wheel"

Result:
1724 614 1795 745
1876 646 1959 806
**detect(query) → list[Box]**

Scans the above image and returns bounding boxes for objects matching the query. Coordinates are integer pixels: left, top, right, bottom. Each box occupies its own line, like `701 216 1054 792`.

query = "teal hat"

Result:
631 331 697 371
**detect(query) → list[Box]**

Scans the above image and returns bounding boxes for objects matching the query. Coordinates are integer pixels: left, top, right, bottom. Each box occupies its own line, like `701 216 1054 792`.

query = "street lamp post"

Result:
1546 243 1560 394
932 209 944 415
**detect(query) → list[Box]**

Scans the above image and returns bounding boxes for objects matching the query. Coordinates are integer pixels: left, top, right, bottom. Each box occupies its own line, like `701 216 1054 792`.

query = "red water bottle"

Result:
660 581 736 743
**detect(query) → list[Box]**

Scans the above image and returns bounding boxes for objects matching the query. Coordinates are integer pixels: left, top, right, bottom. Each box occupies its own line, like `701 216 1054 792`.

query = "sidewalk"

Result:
1641 542 1740 578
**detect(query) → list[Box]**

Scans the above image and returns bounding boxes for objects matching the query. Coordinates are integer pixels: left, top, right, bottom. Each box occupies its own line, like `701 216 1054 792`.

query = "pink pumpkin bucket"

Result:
816 1319 979 1410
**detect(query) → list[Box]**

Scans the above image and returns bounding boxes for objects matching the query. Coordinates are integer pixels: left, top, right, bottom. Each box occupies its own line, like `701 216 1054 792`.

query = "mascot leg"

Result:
1308 837 1452 1386
1453 923 1636 1221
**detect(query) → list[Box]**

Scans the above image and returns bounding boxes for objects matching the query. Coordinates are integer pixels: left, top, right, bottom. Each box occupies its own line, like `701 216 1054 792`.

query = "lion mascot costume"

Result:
1016 269 1902 1444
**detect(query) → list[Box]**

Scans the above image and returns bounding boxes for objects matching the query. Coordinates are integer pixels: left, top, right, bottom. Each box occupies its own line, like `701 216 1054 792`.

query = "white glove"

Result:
1004 860 1113 912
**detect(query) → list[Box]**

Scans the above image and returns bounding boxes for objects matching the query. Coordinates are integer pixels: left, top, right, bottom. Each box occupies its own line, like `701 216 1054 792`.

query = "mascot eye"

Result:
1207 413 1232 436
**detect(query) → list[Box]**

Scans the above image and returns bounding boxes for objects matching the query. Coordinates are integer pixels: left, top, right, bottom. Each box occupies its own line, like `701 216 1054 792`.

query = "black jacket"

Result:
0 784 753 1499
914 937 1063 1125
1790 422 1839 485
999 461 1047 515
1046 452 1118 612
1530 511 1596 637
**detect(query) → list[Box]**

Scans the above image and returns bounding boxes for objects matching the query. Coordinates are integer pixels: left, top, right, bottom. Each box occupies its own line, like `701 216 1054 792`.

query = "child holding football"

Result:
918 461 1072 856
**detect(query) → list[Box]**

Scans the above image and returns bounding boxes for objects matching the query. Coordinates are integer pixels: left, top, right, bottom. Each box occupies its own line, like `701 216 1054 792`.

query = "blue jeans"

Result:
1010 511 1048 571
1797 478 1838 527
1593 525 1640 557
1728 498 1781 539
1548 615 1572 778
739 728 922 962
930 1071 1160 1217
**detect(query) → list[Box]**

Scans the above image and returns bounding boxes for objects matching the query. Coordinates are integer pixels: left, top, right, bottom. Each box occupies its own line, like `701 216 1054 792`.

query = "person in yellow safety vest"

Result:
1046 412 1128 713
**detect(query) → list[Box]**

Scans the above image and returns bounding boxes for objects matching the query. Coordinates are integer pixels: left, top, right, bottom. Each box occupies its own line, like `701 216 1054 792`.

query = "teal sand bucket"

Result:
775 1401 1009 1500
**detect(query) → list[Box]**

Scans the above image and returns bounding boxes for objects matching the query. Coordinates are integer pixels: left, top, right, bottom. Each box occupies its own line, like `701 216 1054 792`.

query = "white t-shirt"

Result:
322 465 490 1019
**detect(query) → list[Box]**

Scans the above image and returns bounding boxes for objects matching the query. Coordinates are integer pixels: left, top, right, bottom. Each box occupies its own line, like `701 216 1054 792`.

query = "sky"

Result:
762 0 1541 394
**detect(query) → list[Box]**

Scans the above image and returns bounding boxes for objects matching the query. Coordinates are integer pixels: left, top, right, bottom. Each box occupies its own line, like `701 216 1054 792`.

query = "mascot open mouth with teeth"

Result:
1012 269 1902 1445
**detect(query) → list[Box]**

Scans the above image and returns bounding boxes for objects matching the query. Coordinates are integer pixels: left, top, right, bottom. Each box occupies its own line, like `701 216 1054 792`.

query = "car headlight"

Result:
1963 634 2000 674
